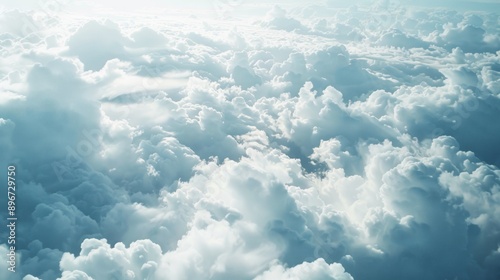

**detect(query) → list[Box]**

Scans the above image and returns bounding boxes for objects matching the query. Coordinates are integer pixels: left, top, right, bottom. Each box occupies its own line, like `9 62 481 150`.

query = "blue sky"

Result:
0 1 499 280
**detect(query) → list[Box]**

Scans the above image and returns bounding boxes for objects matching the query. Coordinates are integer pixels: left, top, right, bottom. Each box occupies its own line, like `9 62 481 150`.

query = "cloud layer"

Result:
0 1 499 279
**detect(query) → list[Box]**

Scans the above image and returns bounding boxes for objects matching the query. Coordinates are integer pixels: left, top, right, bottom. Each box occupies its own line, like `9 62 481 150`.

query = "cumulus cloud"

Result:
65 20 130 71
255 258 353 280
59 238 162 280
1 1 499 280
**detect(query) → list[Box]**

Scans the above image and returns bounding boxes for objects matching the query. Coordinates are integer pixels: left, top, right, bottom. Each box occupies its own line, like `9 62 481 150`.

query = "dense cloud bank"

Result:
0 1 499 279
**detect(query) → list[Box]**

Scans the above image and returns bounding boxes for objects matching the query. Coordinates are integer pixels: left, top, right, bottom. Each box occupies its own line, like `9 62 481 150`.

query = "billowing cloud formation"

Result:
0 1 499 280
255 259 353 280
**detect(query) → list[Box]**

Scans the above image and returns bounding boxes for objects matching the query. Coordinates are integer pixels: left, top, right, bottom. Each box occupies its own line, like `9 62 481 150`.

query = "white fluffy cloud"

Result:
255 258 353 280
0 1 499 280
